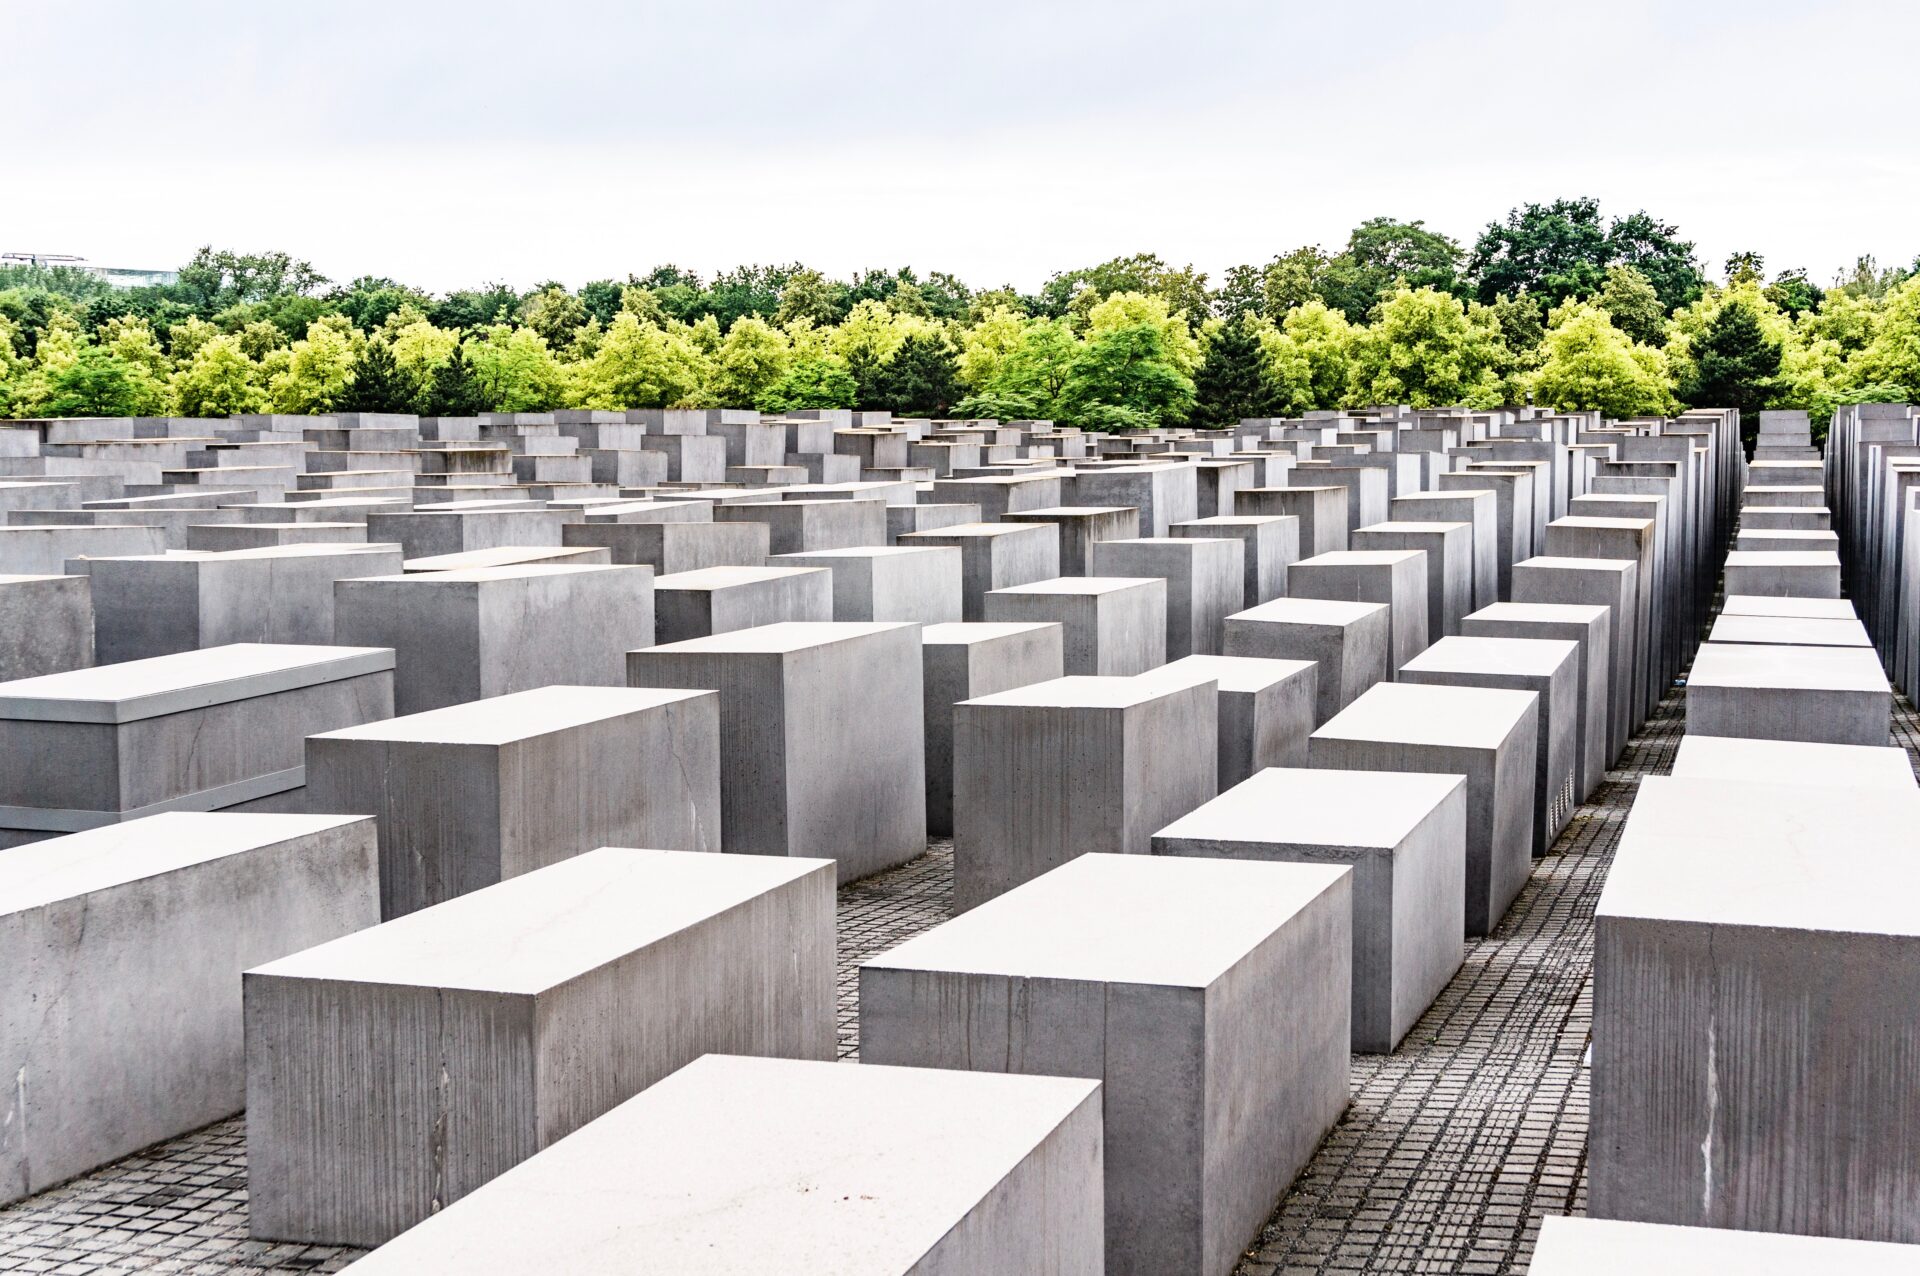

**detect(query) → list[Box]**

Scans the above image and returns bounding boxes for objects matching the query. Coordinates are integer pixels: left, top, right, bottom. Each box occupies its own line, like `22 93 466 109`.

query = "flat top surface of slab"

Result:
0 573 68 585
1547 516 1655 532
1515 555 1637 576
1600 777 1920 936
964 673 1205 710
1355 520 1469 534
1157 767 1464 852
866 852 1346 987
988 575 1159 597
1137 653 1316 693
921 621 1060 647
1315 681 1538 749
1670 735 1916 791
1530 1217 1920 1274
1005 505 1136 517
0 642 394 723
0 812 369 915
1465 602 1608 626
1296 549 1425 568
1400 635 1579 678
1687 641 1889 692
1231 596 1389 626
1719 594 1856 619
1706 614 1870 647
1722 550 1843 567
401 546 600 571
652 565 825 589
1174 515 1290 527
249 848 832 994
352 1055 1099 1275
899 521 1042 540
780 545 953 559
309 685 711 746
344 563 629 585
638 619 915 656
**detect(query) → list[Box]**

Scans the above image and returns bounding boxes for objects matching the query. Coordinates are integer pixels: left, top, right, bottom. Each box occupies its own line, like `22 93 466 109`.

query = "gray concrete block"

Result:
1721 550 1842 599
561 519 768 573
1236 486 1347 555
1438 470 1532 594
1669 734 1916 791
0 573 93 681
1172 514 1299 606
1733 527 1839 553
1592 778 1920 1242
1153 767 1464 1052
1289 549 1430 672
401 545 612 572
338 1055 1104 1275
1391 489 1498 610
1706 613 1871 647
245 848 837 1246
1685 641 1891 747
1511 556 1639 756
364 510 565 560
626 622 926 880
1222 597 1391 725
650 565 832 642
1353 521 1473 639
1720 594 1856 620
184 522 369 550
1398 635 1580 853
0 524 168 573
1461 602 1612 798
984 576 1167 676
0 643 394 839
774 545 963 623
1137 654 1317 790
1092 537 1244 658
1003 505 1139 575
308 685 722 919
1530 1216 1920 1275
1067 463 1199 536
1309 681 1537 937
895 522 1058 621
920 622 1066 837
334 565 653 714
951 675 1217 910
0 812 378 1206
713 497 887 552
861 852 1349 1276
85 544 404 663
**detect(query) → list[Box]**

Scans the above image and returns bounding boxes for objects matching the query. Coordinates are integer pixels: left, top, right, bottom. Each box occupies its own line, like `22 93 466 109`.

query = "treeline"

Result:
2 197 1915 440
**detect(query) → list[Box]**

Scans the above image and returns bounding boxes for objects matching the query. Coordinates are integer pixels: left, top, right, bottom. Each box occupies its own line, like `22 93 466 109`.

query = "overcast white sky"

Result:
8 0 1917 295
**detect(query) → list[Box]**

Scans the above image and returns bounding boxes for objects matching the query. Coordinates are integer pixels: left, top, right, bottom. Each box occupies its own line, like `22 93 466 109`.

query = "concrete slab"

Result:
1686 641 1891 747
1222 596 1391 724
862 853 1349 1276
920 622 1066 837
983 576 1168 676
1154 767 1464 1051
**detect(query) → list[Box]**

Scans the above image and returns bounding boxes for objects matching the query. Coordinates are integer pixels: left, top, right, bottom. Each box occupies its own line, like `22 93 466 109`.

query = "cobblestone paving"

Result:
4 685 1908 1275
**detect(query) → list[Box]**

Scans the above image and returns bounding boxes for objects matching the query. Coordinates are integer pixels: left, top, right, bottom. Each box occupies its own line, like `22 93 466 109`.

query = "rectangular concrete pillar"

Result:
897 522 1058 621
1222 597 1390 724
1289 549 1429 672
1091 537 1244 658
1462 602 1612 797
920 621 1066 837
245 848 836 1246
984 576 1168 676
861 853 1349 1276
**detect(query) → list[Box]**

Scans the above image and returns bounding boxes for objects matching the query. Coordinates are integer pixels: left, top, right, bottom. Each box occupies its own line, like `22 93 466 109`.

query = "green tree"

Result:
1260 300 1357 413
175 247 328 314
269 318 360 413
1725 252 1766 286
1850 276 1920 398
1191 314 1278 426
869 332 961 416
519 283 589 350
578 279 625 327
1765 269 1824 317
1602 210 1704 311
773 267 849 328
708 316 792 407
426 343 486 415
42 346 155 416
465 324 570 412
1527 301 1672 418
1468 198 1611 307
573 313 709 409
1037 253 1212 328
1596 265 1668 347
330 276 433 331
1056 322 1196 428
1317 217 1463 319
170 334 266 416
337 341 417 413
757 356 857 412
429 283 521 329
1348 285 1505 408
1679 299 1783 434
